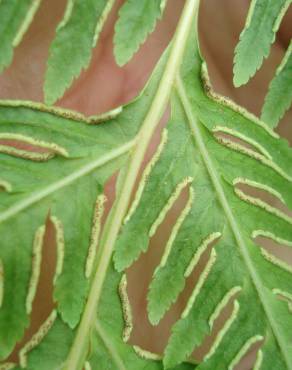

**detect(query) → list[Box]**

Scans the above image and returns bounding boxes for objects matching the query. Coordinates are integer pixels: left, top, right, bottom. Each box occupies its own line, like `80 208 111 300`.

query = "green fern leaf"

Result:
0 0 41 73
44 0 115 105
87 265 194 370
0 46 167 357
113 0 166 66
261 41 292 127
0 28 173 365
233 0 291 87
114 14 292 370
1 0 292 369
12 266 193 370
0 100 130 357
0 0 197 367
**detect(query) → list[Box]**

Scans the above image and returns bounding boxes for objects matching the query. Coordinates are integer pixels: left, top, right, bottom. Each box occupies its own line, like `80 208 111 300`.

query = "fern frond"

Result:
0 0 41 73
0 45 168 358
233 0 291 87
0 5 185 361
44 0 115 105
0 0 198 367
15 266 193 370
88 265 194 370
0 101 129 358
1 0 292 369
114 18 292 370
261 41 292 127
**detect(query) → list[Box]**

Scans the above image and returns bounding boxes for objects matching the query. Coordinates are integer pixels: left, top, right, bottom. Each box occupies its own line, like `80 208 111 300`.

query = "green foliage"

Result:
261 41 292 127
114 24 292 369
0 0 41 73
11 265 193 370
0 42 174 368
113 0 166 66
233 0 291 87
44 0 115 105
0 0 291 369
89 265 194 370
0 99 131 357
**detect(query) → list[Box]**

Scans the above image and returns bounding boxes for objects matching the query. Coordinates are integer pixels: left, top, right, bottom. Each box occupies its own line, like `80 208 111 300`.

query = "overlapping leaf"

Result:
114 22 292 370
0 44 170 360
0 45 187 369
10 265 193 370
0 101 128 359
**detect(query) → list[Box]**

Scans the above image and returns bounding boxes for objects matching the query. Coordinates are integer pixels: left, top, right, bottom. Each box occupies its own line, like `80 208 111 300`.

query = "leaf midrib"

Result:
176 75 291 369
63 1 200 369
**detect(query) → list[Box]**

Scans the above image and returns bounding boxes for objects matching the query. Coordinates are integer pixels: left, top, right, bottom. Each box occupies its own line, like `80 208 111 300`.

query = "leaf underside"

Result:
0 2 292 370
114 25 292 370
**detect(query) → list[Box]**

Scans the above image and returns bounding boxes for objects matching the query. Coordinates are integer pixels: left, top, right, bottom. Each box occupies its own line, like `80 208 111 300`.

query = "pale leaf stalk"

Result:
63 0 200 369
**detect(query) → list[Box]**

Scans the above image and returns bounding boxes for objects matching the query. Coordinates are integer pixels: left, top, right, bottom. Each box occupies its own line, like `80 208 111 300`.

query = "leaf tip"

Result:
113 48 128 67
233 75 244 88
147 310 160 326
232 60 248 87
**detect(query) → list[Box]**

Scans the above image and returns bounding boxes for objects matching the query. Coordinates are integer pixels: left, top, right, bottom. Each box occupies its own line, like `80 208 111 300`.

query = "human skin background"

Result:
1 0 291 368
